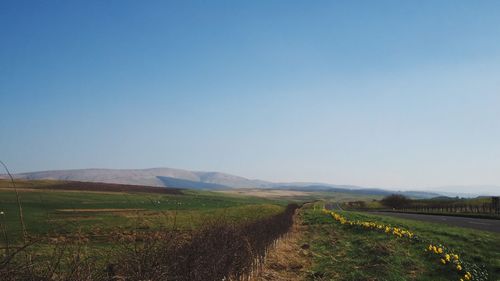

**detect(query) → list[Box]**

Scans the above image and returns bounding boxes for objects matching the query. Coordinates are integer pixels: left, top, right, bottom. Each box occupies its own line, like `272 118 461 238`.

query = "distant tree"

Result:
380 194 412 209
354 201 366 208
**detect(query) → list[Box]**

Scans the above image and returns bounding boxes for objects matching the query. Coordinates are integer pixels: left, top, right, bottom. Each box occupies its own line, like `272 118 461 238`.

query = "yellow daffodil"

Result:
433 246 438 254
323 208 481 281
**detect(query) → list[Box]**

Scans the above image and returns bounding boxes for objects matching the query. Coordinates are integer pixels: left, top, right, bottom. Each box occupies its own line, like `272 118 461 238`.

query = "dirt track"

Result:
251 209 312 281
369 211 500 233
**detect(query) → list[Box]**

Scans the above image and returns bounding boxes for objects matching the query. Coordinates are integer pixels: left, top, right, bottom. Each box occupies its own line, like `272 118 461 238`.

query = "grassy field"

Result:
0 182 288 245
0 180 301 281
0 180 381 246
2 180 498 280
219 189 383 204
0 182 292 281
301 203 499 281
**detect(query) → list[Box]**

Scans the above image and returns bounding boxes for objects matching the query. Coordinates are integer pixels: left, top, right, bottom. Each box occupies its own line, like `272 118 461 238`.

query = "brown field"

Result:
0 179 182 194
219 188 313 198
56 208 145 213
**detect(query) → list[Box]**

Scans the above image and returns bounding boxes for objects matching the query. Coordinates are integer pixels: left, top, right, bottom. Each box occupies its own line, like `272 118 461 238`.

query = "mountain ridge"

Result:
5 167 272 189
2 167 484 198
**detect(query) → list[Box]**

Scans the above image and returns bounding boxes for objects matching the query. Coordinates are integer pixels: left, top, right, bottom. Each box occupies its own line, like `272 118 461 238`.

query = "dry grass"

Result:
220 189 313 198
0 187 131 195
0 179 182 195
1 204 300 281
251 209 312 281
56 208 145 213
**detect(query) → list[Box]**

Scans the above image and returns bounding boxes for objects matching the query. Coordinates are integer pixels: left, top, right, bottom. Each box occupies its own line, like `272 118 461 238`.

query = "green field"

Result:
0 186 287 245
1 182 498 280
1 180 380 246
0 182 299 280
301 203 499 281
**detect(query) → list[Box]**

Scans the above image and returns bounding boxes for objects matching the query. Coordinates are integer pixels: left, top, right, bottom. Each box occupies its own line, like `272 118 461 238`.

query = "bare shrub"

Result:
0 204 299 281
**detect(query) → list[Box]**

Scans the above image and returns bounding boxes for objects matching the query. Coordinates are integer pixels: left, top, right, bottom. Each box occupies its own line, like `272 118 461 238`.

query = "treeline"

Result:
405 202 498 214
1 203 299 281
379 194 499 214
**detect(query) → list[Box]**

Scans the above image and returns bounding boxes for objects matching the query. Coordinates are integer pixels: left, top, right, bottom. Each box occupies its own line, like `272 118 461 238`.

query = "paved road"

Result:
368 211 500 233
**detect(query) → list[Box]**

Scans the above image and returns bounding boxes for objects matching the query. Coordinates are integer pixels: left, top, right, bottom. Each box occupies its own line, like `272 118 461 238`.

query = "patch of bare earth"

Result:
219 189 313 198
56 208 145 213
251 210 312 281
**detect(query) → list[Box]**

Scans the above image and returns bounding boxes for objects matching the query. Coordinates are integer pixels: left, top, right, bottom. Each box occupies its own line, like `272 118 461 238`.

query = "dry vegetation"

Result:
0 179 182 195
219 188 313 198
0 179 305 280
251 208 312 281
1 203 299 281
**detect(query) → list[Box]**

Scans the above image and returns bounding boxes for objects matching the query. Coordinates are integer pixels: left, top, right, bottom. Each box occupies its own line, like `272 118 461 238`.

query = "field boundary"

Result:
369 210 500 220
0 179 183 195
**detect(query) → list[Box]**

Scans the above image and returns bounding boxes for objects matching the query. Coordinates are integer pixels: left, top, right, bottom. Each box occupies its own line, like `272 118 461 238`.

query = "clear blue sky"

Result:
1 1 500 194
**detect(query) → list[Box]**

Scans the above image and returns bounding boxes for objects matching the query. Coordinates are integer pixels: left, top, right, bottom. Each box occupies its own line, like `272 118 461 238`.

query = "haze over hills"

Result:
0 167 473 198
6 168 270 189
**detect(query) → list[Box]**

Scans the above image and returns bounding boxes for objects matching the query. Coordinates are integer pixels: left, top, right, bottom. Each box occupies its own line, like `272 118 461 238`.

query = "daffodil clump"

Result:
323 209 415 240
426 244 488 281
322 208 489 281
427 244 464 277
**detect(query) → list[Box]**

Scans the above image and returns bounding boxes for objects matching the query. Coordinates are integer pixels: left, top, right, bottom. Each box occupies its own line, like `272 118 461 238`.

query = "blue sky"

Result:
1 1 500 194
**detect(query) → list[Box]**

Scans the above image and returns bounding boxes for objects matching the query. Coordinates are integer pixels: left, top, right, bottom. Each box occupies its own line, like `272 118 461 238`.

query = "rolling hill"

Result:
6 167 271 189
0 167 445 198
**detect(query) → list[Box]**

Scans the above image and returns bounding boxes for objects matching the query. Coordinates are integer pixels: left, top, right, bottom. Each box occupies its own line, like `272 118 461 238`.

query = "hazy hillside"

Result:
2 167 458 198
9 168 272 189
157 176 230 190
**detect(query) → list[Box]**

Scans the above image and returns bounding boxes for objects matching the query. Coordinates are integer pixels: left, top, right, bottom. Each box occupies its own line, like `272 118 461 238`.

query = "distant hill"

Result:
7 168 272 189
157 176 229 190
2 167 444 198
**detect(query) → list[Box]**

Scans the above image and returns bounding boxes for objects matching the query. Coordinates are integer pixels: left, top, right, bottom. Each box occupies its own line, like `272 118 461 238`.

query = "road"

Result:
368 211 500 233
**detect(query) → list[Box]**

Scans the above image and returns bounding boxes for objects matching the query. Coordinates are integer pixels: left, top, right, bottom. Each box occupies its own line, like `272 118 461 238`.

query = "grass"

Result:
1 201 300 281
349 211 500 279
0 183 295 280
218 189 383 203
0 186 287 244
301 203 499 281
0 180 382 249
4 180 496 280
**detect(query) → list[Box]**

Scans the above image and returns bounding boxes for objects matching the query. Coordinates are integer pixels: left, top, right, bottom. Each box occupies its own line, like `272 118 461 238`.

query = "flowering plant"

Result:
323 208 489 281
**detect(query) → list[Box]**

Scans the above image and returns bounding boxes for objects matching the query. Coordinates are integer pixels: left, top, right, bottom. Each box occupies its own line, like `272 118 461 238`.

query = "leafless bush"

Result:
0 204 299 281
112 203 299 281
